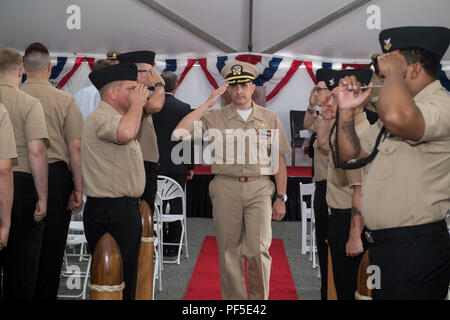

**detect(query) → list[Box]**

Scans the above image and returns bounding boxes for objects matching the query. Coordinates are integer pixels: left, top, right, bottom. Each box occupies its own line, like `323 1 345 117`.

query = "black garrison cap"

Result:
316 68 334 84
89 63 137 90
379 26 450 59
325 68 373 91
117 51 156 65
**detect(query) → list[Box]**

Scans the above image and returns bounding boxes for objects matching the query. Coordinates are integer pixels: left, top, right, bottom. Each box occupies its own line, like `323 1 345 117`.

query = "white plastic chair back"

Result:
155 175 189 266
299 182 315 255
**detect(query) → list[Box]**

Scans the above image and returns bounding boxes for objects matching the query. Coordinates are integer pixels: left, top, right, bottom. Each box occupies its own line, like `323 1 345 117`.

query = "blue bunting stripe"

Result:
22 56 68 83
163 59 177 73
322 62 333 69
439 64 450 91
216 56 228 74
254 57 283 86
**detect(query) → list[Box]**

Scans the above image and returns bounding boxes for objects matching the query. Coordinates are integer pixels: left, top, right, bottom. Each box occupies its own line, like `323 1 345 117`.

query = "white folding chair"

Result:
299 182 318 268
58 195 91 299
155 175 189 266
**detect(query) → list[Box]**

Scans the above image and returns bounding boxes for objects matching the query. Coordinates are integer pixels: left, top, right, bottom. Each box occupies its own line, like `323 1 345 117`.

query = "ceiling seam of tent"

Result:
263 0 372 54
139 0 237 53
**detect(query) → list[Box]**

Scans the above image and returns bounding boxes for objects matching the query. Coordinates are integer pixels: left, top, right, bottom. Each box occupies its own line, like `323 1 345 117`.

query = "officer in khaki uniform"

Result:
81 63 148 300
303 69 332 300
0 48 49 300
20 42 85 299
0 103 16 252
118 51 165 213
175 61 291 300
336 26 450 300
317 68 373 300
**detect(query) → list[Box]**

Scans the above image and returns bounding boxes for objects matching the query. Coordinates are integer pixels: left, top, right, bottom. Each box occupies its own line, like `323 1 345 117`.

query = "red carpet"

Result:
194 164 311 177
184 236 298 300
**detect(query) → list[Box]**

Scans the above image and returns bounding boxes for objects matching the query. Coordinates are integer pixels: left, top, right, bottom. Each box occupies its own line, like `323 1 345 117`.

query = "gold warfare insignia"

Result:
329 78 335 86
384 38 392 51
231 65 243 76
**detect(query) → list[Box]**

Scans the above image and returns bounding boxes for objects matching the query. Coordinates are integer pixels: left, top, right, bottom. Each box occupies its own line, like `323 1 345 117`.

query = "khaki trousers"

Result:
209 175 275 300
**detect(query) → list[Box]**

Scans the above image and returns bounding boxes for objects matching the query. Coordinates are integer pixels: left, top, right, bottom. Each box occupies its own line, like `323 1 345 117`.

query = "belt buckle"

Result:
239 177 248 182
365 231 374 243
327 207 331 216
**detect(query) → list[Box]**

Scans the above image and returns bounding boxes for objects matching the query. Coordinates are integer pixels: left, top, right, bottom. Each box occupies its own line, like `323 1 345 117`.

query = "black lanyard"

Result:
329 109 387 169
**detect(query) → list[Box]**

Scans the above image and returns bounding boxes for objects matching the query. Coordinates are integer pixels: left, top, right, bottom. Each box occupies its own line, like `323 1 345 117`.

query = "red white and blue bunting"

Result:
22 53 450 96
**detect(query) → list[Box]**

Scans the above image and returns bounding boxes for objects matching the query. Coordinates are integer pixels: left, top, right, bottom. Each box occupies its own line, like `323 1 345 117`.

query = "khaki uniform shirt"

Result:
20 78 84 165
200 102 291 177
0 103 17 160
326 112 370 209
137 115 159 163
360 80 450 230
0 79 49 173
312 116 330 182
81 101 145 198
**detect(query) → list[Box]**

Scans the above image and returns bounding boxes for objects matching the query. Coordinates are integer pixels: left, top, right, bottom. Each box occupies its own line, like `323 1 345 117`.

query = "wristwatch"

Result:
154 82 165 87
276 194 288 202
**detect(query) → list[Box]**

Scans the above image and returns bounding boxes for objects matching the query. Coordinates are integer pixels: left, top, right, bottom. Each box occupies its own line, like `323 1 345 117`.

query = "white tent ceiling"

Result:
1 0 449 61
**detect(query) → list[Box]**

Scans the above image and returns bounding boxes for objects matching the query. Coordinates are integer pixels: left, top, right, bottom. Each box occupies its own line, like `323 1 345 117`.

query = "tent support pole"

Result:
248 0 253 52
262 0 371 54
139 0 237 53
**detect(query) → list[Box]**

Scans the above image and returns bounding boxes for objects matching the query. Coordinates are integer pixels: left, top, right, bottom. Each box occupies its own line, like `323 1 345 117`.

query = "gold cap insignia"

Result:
231 65 242 76
329 78 335 86
384 38 392 51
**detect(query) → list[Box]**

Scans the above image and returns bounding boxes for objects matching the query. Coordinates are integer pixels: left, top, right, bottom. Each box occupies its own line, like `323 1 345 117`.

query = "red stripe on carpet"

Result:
184 236 298 300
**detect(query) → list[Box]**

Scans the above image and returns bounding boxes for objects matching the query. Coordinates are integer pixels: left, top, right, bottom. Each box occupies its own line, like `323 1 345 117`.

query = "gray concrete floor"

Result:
57 217 321 300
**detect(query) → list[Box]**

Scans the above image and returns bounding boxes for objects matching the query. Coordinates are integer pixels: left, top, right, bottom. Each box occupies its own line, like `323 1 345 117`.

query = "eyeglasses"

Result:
228 82 251 89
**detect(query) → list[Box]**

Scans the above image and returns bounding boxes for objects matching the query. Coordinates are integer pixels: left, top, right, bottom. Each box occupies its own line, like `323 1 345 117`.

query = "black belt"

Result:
328 207 351 215
86 196 140 207
365 219 448 244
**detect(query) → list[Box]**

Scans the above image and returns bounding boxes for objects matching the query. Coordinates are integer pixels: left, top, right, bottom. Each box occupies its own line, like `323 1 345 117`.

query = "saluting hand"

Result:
129 83 148 108
34 199 47 222
148 66 165 87
377 52 407 79
206 83 228 108
337 76 372 111
308 85 319 108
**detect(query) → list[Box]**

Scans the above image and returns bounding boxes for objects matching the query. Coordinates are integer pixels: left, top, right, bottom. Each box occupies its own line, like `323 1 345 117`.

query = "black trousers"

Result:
313 180 328 300
83 197 142 300
34 161 73 300
369 219 450 300
327 209 368 300
160 174 185 253
0 172 45 300
141 161 159 213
